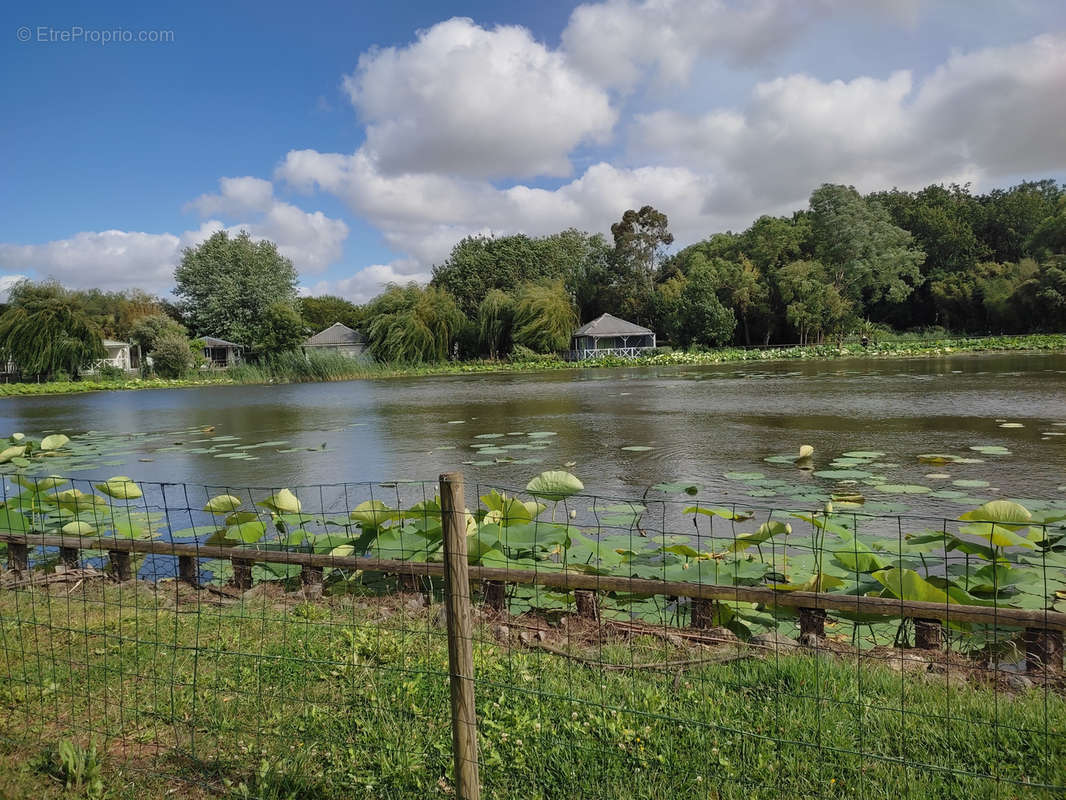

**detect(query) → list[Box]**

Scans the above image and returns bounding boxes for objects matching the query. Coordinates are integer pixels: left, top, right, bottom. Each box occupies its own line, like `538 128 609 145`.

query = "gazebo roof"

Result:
305 322 366 347
573 313 654 338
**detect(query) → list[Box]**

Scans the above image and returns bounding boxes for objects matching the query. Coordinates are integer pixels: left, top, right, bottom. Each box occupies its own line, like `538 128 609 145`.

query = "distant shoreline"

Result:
2 333 1064 398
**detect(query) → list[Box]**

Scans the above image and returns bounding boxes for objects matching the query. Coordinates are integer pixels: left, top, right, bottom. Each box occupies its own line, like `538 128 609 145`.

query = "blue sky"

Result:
2 0 1064 301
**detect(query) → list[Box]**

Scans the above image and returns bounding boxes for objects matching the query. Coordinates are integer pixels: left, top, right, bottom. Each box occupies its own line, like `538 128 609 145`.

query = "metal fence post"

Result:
440 471 480 800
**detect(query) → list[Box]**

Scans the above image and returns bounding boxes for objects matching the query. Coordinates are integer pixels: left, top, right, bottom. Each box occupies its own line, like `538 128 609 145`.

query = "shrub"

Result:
151 332 195 378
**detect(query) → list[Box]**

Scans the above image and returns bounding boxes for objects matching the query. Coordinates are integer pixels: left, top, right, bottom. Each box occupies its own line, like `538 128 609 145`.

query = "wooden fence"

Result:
3 471 1066 799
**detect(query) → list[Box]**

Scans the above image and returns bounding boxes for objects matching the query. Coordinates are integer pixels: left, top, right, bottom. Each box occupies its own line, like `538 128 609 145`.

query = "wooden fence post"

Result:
178 555 198 585
798 607 826 638
301 565 323 588
575 589 600 621
1024 626 1064 675
7 542 28 572
232 558 254 591
482 580 507 612
59 547 79 570
690 598 717 630
440 472 480 800
109 550 132 581
914 619 943 650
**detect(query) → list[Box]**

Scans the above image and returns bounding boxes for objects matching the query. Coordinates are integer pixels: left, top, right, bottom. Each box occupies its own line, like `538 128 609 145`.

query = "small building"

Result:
569 313 656 360
86 339 140 374
303 322 368 359
202 336 243 368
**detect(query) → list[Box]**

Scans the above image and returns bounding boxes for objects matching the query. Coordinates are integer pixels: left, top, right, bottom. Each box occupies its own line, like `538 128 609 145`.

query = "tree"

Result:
776 261 852 344
129 313 186 355
654 260 736 348
174 230 300 352
809 185 925 314
300 295 364 332
150 331 195 378
601 206 675 326
476 290 515 359
0 280 105 380
364 284 466 363
259 302 306 355
511 282 577 353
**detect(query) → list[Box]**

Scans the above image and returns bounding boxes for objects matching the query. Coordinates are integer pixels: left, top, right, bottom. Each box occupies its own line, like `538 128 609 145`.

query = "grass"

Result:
1 333 1065 398
0 581 1062 799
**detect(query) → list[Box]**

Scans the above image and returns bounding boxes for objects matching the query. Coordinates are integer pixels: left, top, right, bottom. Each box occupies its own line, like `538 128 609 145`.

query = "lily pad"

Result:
841 451 885 459
969 445 1011 455
526 470 584 501
621 445 653 451
813 469 872 480
95 476 143 500
953 479 990 488
724 471 764 481
40 434 70 451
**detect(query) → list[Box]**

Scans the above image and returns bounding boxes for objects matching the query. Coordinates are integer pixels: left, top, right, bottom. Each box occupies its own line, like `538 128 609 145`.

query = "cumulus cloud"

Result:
344 17 616 179
629 33 1066 216
0 193 349 292
306 259 431 304
185 176 275 217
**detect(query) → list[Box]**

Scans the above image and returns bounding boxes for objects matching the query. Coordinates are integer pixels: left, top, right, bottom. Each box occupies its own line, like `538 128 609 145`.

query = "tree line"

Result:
1 179 1063 378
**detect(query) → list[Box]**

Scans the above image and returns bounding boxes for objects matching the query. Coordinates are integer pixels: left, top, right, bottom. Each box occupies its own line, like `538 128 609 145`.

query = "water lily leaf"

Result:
14 475 66 492
474 433 504 439
959 500 1032 526
999 422 1024 428
917 454 958 465
40 434 70 451
227 521 267 544
527 432 557 439
11 433 25 441
842 451 884 459
95 476 143 500
258 488 302 514
51 489 109 513
349 500 397 529
772 573 845 592
873 567 951 604
813 469 872 480
969 445 1011 455
621 445 653 451
958 522 1035 549
724 471 764 481
526 470 584 501
0 445 27 464
685 506 754 521
223 511 259 526
62 521 96 536
204 495 243 514
874 484 932 495
726 521 791 552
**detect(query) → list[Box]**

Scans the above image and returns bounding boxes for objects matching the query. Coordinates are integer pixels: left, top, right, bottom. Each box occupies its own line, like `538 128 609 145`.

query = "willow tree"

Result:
0 280 105 380
477 289 515 359
511 281 577 353
364 284 466 363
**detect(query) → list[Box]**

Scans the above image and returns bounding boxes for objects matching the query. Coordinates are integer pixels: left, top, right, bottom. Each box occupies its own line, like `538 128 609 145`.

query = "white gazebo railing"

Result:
567 346 656 361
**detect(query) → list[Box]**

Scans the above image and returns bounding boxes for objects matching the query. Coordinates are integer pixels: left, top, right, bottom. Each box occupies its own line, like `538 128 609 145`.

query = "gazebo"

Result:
303 322 368 359
569 313 656 360
201 336 243 368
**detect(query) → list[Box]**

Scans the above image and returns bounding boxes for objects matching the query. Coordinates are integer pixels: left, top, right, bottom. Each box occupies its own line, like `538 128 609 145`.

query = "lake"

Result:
1 352 1064 515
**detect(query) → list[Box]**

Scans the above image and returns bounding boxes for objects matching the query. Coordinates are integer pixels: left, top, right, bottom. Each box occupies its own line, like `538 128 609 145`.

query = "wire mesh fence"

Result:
0 471 1064 799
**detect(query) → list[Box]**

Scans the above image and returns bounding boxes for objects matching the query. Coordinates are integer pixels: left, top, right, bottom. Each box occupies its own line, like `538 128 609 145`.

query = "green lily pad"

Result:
621 445 653 451
953 480 990 488
813 469 872 480
724 471 764 481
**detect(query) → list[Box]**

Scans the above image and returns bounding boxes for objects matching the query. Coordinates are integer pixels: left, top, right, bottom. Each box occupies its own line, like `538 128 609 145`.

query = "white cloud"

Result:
0 273 29 302
186 176 275 216
0 196 349 292
306 259 431 304
344 17 616 179
629 33 1066 216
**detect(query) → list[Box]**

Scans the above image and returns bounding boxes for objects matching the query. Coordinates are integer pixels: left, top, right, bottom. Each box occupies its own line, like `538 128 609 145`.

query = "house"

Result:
303 322 368 359
201 336 243 368
569 313 656 360
86 339 140 374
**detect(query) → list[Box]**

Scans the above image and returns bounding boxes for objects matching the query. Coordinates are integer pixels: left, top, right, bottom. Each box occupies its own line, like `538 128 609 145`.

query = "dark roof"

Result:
573 313 654 338
202 336 242 348
305 322 366 347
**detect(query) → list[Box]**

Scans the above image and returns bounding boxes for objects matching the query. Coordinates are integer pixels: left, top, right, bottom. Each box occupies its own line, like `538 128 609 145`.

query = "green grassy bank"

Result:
0 582 1062 799
2 333 1065 398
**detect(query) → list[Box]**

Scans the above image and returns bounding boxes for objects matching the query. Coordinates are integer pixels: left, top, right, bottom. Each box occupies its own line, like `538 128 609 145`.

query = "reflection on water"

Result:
0 352 1064 511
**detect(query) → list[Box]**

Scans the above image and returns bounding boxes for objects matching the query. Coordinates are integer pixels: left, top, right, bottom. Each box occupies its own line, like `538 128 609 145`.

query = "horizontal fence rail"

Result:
4 531 1065 633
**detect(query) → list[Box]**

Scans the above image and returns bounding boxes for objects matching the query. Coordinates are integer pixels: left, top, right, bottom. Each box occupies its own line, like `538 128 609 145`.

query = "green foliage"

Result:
511 281 577 353
0 280 106 380
364 284 466 363
47 739 103 798
299 294 363 332
258 301 306 356
150 330 196 378
129 312 186 354
174 230 299 352
476 289 515 359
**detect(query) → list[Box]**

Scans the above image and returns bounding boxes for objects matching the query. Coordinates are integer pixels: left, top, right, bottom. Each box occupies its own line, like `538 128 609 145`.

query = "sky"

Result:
1 0 1065 303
